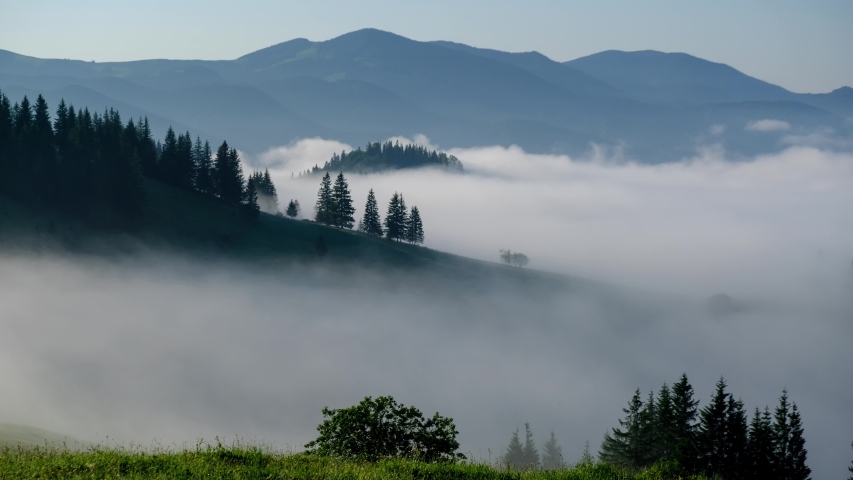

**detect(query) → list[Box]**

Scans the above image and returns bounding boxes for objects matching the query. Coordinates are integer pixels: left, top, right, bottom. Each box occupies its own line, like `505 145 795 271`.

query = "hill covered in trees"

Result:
304 141 462 175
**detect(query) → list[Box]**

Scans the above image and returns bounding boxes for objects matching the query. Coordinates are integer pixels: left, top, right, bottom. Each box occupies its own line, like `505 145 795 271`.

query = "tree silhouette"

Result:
406 206 424 244
359 188 383 236
384 192 408 241
332 172 355 229
504 428 524 470
315 172 334 225
541 431 563 469
286 199 300 218
522 423 540 469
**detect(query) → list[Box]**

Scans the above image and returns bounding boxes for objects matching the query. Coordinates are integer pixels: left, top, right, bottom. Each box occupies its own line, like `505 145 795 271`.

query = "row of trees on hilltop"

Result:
0 90 272 223
300 141 463 175
313 172 424 244
600 374 810 480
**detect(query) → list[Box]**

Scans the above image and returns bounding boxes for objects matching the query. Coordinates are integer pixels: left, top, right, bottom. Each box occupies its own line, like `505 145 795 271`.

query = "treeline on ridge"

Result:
0 89 274 224
301 141 463 175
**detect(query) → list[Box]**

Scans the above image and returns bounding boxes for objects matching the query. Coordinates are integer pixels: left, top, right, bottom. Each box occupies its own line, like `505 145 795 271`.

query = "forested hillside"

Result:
306 141 462 175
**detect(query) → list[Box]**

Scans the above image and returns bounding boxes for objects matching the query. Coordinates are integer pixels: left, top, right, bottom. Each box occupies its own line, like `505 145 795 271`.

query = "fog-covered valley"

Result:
1 140 851 478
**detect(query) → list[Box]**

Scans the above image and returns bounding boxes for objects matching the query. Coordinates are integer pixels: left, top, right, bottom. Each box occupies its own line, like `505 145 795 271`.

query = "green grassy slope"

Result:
0 423 85 450
0 444 705 479
0 178 570 289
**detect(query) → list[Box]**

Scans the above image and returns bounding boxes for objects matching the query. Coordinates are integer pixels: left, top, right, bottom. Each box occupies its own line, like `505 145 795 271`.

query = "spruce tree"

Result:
579 440 594 464
286 199 300 218
724 395 749 479
699 377 730 477
213 141 244 205
315 172 334 225
137 117 158 178
522 423 540 469
787 403 810 480
193 136 213 194
384 192 408 241
332 172 355 229
159 127 179 186
601 389 652 469
541 431 563 469
747 407 776 480
31 94 56 204
655 383 678 461
0 91 11 196
407 206 424 244
774 389 792 477
241 178 260 222
671 374 700 472
360 188 383 236
505 428 524 470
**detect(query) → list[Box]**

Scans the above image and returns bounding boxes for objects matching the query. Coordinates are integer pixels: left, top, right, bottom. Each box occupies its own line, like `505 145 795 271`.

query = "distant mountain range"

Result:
1 29 851 162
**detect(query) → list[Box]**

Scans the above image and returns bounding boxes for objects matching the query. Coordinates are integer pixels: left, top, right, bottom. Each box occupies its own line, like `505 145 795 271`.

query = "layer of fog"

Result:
1 139 852 479
254 137 853 300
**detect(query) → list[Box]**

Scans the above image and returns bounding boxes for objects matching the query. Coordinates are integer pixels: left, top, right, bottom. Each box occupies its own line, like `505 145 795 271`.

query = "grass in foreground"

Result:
0 444 707 480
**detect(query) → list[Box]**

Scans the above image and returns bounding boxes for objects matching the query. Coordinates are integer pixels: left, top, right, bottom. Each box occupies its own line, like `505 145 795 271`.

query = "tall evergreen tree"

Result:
786 403 810 480
192 136 212 194
30 94 56 204
332 172 355 229
699 377 730 477
541 431 563 469
213 141 244 205
159 127 179 185
655 383 678 462
406 206 424 244
241 177 260 222
314 172 334 225
774 389 792 477
384 192 408 241
137 117 158 178
505 428 524 470
0 90 12 196
601 389 654 469
747 407 776 480
359 188 383 236
671 374 700 472
724 395 749 479
522 423 540 469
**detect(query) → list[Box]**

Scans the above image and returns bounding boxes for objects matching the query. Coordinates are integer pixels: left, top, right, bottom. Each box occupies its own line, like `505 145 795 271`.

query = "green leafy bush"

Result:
304 395 464 462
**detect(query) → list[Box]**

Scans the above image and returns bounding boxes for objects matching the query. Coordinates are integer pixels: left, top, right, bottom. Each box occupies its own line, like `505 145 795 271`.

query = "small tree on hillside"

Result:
505 428 524 470
359 188 383 236
406 206 424 244
499 249 513 265
304 396 462 462
315 172 334 225
522 423 540 469
332 172 355 229
384 192 408 241
286 199 300 218
541 431 564 469
510 252 529 267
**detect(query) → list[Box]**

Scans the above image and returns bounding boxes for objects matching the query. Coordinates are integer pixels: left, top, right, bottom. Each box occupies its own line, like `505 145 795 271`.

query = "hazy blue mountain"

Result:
1 30 850 162
566 50 795 105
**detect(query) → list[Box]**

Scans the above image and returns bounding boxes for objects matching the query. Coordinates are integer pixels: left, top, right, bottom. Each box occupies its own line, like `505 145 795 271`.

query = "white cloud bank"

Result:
255 138 853 299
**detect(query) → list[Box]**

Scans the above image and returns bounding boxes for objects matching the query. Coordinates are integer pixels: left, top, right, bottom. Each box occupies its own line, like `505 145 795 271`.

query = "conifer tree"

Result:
786 403 810 480
505 428 524 470
332 172 355 229
724 395 749 479
0 91 11 196
601 389 653 469
522 423 540 469
847 441 853 480
579 440 594 464
241 178 260 222
747 407 776 480
159 127 179 185
407 206 424 244
31 94 56 204
541 431 563 469
384 192 408 241
699 377 730 477
774 389 792 476
315 172 334 225
359 188 383 236
655 383 678 461
137 117 158 179
671 374 700 472
213 141 244 205
286 199 300 218
192 136 212 194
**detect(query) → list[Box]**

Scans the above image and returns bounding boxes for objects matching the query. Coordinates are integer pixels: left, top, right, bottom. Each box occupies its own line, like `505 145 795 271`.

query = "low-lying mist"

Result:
1 139 851 479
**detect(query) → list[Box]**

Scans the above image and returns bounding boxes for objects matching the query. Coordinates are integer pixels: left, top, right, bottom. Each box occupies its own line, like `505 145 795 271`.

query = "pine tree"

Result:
0 90 12 196
315 172 334 225
213 141 244 205
286 199 300 218
332 172 355 229
522 423 540 469
774 389 792 478
786 403 810 480
655 383 678 462
671 374 700 473
31 94 56 204
601 389 653 469
159 127 179 185
699 377 730 477
724 395 749 479
241 178 260 222
747 407 776 480
359 188 383 236
384 192 408 241
579 440 594 464
541 431 563 469
505 428 524 470
193 136 214 194
137 117 158 178
406 206 424 244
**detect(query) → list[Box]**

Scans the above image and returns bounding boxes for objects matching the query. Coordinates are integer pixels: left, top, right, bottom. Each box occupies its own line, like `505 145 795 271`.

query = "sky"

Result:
1 0 851 93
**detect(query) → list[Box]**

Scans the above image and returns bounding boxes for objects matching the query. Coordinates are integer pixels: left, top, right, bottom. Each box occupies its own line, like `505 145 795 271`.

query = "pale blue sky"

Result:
1 0 850 93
